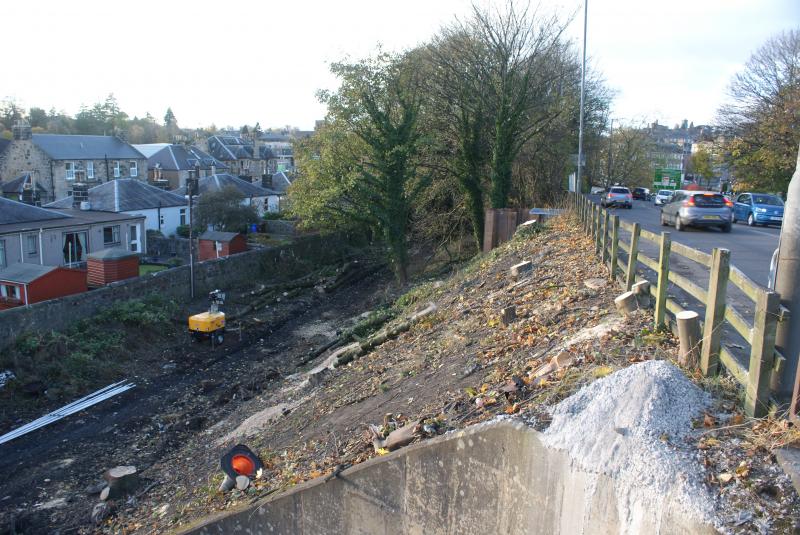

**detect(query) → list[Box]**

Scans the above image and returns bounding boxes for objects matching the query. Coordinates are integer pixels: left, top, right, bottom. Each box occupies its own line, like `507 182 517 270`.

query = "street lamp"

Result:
576 0 588 194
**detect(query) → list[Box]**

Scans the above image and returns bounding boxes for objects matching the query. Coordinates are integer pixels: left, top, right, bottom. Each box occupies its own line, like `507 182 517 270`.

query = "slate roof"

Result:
0 138 10 157
0 197 69 225
199 231 241 242
174 174 277 197
270 172 293 194
132 143 171 158
0 263 58 284
87 247 139 260
206 135 258 161
45 179 186 212
140 144 228 172
1 173 48 194
32 134 145 160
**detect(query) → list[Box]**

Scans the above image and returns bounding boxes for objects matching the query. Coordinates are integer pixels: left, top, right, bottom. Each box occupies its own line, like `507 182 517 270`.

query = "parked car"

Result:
653 189 674 206
732 192 784 227
590 186 606 195
632 187 650 201
600 186 633 208
660 190 732 232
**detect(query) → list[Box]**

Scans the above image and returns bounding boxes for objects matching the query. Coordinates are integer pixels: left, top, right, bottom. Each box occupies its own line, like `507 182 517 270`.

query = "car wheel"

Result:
721 223 732 233
732 213 737 224
675 216 685 231
747 213 756 226
660 213 668 226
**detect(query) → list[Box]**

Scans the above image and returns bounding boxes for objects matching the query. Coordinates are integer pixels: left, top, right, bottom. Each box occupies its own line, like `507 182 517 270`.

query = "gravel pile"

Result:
543 360 717 532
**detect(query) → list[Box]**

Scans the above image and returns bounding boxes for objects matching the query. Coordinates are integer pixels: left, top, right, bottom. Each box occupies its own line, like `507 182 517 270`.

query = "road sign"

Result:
653 168 682 190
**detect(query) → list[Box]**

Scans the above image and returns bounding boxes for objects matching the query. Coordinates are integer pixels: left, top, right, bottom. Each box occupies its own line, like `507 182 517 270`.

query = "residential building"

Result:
133 143 227 189
262 171 293 212
46 179 189 237
258 130 314 174
174 173 277 216
0 263 87 309
0 197 146 269
1 173 48 205
202 135 265 182
0 121 148 203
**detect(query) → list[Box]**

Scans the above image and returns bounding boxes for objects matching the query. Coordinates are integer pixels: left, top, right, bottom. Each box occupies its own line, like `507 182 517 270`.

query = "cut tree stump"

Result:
676 310 702 368
632 281 651 307
102 466 139 500
501 306 517 326
614 291 638 316
510 261 532 279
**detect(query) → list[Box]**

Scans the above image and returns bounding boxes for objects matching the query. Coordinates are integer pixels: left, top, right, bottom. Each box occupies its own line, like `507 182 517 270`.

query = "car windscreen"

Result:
751 195 784 206
692 194 726 207
658 190 673 196
609 188 629 194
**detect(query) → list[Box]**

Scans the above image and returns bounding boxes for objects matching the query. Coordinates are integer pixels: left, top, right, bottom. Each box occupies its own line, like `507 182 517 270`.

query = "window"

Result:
103 225 120 245
113 161 120 178
180 208 187 226
65 162 75 180
26 234 38 256
0 240 5 268
130 161 138 177
63 232 87 264
87 161 94 179
1 285 19 300
159 213 165 226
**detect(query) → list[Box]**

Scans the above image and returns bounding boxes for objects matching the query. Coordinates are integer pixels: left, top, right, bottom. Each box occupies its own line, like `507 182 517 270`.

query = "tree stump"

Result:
614 291 638 316
102 466 139 499
501 306 517 326
676 310 702 368
510 261 532 279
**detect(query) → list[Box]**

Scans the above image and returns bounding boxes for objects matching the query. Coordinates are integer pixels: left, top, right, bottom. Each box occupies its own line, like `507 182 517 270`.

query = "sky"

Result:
3 0 797 131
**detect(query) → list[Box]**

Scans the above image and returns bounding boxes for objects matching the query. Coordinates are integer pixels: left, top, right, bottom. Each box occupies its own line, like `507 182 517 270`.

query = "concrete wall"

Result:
179 421 716 535
0 234 352 352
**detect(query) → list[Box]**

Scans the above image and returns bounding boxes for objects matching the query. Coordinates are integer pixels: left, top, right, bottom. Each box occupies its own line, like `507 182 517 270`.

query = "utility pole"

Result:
187 166 199 299
576 0 588 194
607 118 613 187
775 144 800 401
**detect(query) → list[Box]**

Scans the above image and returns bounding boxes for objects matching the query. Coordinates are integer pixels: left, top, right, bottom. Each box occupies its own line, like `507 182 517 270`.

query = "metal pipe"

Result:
576 0 588 194
775 143 800 400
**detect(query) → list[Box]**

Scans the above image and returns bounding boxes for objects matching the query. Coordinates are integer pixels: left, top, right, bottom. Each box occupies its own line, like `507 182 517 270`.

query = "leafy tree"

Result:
717 29 800 193
164 107 177 127
196 186 258 232
690 148 715 188
597 124 654 189
28 107 48 128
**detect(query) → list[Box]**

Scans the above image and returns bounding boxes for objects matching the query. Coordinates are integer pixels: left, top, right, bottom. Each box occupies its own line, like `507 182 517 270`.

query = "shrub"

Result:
176 225 191 238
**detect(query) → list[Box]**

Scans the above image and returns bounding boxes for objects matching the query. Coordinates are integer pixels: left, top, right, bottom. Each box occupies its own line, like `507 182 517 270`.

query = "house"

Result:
46 179 189 237
0 121 148 203
261 171 293 212
0 197 146 269
133 144 228 189
198 231 247 261
87 248 140 287
202 135 265 182
0 263 87 310
2 173 49 205
174 173 277 216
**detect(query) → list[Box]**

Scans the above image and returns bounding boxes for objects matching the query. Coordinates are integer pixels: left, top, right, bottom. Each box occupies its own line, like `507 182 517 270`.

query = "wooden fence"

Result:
570 193 790 417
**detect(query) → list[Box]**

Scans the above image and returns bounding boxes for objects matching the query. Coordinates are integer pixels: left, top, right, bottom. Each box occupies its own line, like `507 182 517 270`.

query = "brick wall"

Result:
0 234 354 351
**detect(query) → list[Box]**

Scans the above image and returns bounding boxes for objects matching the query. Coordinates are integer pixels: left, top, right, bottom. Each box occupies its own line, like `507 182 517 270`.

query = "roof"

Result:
1 173 48 194
271 171 293 194
96 179 185 211
174 173 277 197
0 196 70 225
87 247 139 260
206 135 258 161
32 134 145 160
141 144 228 172
0 202 144 234
131 143 171 158
0 138 10 158
199 230 241 242
0 263 58 284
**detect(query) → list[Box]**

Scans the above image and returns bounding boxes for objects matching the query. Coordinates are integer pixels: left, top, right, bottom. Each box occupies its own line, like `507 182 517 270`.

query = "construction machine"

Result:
188 290 226 345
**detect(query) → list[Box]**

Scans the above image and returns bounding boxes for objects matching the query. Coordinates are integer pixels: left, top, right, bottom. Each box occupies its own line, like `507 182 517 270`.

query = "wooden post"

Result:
700 248 730 376
595 206 602 255
625 223 641 291
654 232 671 329
745 289 781 417
601 210 610 264
676 310 702 368
610 215 620 281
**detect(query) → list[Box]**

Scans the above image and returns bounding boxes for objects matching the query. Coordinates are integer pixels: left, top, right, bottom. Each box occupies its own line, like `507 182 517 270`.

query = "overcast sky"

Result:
4 0 797 130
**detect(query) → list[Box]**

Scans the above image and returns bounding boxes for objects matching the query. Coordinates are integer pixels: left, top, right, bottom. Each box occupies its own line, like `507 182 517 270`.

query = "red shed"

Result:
198 231 247 261
87 248 140 287
0 264 87 309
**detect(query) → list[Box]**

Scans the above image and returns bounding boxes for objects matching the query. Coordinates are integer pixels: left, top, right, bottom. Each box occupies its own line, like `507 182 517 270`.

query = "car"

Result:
590 186 606 195
653 189 674 206
632 187 650 201
732 192 784 227
600 186 633 208
660 190 732 232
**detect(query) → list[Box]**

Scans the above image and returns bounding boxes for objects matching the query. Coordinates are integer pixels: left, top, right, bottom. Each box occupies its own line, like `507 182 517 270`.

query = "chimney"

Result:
12 119 31 140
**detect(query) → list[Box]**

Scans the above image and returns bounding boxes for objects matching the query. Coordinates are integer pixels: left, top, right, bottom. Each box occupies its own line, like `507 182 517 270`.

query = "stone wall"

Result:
0 234 353 351
0 139 54 202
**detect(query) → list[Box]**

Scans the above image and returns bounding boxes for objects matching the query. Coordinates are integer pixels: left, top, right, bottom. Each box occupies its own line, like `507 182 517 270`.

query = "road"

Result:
589 196 781 285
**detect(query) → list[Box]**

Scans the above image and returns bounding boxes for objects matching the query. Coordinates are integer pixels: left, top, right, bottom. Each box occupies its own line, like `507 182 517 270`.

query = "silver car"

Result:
653 189 674 206
600 186 633 208
660 190 732 232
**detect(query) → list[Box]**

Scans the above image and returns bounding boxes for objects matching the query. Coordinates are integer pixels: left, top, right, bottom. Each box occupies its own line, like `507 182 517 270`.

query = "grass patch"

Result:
140 264 168 276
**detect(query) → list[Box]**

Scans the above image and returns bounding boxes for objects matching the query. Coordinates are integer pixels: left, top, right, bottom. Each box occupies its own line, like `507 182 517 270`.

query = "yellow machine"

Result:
189 290 226 344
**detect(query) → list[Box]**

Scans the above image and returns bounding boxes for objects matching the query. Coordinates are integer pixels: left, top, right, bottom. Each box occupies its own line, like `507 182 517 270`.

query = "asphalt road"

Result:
589 196 781 285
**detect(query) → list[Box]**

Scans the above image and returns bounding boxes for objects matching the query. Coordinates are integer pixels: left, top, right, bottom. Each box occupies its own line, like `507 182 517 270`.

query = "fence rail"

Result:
571 193 788 417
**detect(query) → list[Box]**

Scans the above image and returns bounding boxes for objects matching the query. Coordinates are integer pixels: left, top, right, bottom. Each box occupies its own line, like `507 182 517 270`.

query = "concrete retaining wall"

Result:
0 234 354 352
178 421 715 535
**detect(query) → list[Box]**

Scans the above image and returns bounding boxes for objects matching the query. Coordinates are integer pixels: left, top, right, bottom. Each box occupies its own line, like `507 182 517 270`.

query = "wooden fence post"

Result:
700 248 730 377
625 222 641 291
601 210 610 266
610 215 620 281
745 289 781 417
595 206 602 256
654 232 671 329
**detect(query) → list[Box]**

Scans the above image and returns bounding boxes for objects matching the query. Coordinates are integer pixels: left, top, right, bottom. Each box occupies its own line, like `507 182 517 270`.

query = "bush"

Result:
176 225 191 238
147 229 165 239
262 212 285 220
166 257 184 267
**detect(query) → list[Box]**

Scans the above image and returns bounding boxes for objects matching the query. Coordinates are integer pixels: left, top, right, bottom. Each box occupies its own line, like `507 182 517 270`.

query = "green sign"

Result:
653 168 682 190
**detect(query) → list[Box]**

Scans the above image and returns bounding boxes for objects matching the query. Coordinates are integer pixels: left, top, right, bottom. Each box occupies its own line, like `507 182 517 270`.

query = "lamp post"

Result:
576 0 588 194
187 167 199 299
